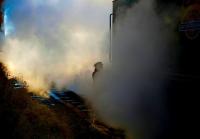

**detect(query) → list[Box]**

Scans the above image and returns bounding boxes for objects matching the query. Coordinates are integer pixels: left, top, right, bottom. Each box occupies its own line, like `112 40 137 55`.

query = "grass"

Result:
0 62 73 139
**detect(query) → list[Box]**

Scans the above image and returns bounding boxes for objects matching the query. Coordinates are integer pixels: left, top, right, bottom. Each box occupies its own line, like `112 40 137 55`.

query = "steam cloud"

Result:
0 0 111 95
80 0 178 139
0 0 179 139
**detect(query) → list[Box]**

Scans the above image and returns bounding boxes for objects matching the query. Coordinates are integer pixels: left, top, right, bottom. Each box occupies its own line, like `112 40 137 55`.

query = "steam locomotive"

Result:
111 0 200 139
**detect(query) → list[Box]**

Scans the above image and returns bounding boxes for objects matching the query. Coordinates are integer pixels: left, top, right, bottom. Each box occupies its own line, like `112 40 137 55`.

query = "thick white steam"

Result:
0 0 111 94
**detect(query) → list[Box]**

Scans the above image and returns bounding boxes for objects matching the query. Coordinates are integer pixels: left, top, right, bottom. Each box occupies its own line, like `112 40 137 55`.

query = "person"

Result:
92 62 103 82
91 62 103 127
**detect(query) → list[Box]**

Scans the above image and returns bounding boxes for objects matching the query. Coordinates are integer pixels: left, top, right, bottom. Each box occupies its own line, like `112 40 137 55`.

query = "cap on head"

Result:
94 62 103 71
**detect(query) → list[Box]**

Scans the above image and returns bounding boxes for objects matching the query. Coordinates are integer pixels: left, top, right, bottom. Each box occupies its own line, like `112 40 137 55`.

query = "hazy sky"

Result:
4 0 112 36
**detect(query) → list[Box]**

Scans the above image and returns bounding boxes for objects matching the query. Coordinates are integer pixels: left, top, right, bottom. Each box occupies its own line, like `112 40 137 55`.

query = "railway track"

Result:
31 89 125 139
49 89 92 119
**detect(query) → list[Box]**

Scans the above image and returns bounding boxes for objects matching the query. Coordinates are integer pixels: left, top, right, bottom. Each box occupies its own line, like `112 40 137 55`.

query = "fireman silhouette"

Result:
91 62 103 127
92 62 103 82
